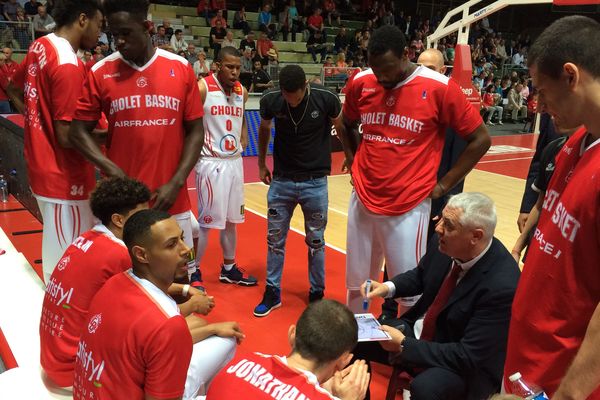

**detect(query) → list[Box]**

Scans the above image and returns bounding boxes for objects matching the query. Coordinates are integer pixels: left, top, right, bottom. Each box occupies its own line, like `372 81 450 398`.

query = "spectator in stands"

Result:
512 47 525 67
206 300 369 399
307 7 326 36
506 83 527 122
240 30 256 52
233 6 250 35
152 25 172 50
13 7 30 49
482 84 503 126
93 44 105 61
221 30 237 48
193 50 211 78
210 8 227 28
354 192 520 400
473 70 486 91
322 0 340 27
23 0 40 17
197 0 210 25
307 30 327 64
519 78 530 100
279 4 294 42
334 26 349 55
210 0 227 21
240 47 254 89
33 5 55 39
161 18 174 39
335 51 348 73
288 0 303 42
1 47 16 75
250 59 273 93
186 43 198 64
258 4 276 39
381 7 394 26
323 55 334 77
82 50 95 70
2 0 19 21
209 18 226 58
257 30 276 65
170 29 188 53
0 53 10 113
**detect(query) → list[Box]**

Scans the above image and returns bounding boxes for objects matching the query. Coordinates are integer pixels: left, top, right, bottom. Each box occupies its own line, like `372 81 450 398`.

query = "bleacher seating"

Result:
148 3 364 85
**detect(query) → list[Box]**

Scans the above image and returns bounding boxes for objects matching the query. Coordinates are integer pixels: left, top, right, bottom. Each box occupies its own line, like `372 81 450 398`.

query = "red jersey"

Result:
73 270 192 399
75 49 204 214
504 128 600 398
40 225 130 387
12 33 95 200
207 352 338 399
0 60 17 101
343 66 482 215
307 15 324 28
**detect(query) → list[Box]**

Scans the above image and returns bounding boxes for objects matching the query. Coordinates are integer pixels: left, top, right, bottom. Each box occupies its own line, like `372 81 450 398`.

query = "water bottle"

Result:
0 175 8 203
508 372 549 399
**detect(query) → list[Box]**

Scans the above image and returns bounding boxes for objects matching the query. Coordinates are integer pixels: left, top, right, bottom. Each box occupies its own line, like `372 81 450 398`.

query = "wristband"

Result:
182 284 190 297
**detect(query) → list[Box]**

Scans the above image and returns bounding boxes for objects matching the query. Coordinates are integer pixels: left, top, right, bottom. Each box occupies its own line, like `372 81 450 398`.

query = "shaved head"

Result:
418 49 446 74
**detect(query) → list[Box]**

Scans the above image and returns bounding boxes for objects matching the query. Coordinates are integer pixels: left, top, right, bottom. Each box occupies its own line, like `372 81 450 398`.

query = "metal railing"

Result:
0 20 34 52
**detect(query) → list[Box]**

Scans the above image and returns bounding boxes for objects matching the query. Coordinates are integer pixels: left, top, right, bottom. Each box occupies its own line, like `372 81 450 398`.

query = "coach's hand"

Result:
152 181 180 211
360 280 389 299
259 164 272 185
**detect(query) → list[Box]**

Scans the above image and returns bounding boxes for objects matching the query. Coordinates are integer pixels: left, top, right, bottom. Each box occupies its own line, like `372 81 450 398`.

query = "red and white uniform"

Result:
195 74 245 229
343 66 483 311
504 128 600 398
12 33 96 281
75 49 204 217
40 224 130 387
206 352 338 399
73 270 192 399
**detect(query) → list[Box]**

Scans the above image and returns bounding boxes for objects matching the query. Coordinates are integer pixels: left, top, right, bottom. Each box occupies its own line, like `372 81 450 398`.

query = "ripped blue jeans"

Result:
266 176 328 293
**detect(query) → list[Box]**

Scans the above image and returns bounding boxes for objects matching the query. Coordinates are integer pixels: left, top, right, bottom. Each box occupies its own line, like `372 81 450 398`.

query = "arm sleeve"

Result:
442 80 483 138
184 64 204 121
50 62 86 122
74 68 103 121
401 278 516 373
144 316 193 398
341 75 360 121
259 92 274 120
327 89 342 119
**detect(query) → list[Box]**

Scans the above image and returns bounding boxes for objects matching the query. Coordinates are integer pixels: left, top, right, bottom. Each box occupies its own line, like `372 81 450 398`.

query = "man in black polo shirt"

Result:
254 65 351 317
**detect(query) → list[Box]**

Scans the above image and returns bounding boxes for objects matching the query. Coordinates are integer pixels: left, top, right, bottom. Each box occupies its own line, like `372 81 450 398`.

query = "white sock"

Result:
223 262 235 271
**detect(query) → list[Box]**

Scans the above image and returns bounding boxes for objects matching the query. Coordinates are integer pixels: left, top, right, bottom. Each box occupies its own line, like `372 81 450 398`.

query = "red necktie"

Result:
420 262 462 341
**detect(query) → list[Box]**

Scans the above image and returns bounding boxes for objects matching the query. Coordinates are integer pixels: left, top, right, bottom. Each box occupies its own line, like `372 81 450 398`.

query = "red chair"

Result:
386 367 413 400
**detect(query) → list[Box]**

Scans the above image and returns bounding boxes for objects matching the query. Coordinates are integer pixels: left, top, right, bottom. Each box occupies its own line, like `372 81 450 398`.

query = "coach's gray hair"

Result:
446 192 497 238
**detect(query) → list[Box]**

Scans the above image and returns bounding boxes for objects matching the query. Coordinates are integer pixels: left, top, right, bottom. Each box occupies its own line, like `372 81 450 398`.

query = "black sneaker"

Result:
219 264 258 286
308 290 324 303
253 286 282 317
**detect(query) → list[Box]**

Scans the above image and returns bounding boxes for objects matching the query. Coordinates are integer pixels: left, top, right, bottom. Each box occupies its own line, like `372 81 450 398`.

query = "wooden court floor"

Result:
244 133 538 254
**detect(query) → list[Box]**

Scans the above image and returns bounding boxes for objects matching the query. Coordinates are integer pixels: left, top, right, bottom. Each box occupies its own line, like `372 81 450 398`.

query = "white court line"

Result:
479 156 533 164
244 206 347 255
328 206 348 216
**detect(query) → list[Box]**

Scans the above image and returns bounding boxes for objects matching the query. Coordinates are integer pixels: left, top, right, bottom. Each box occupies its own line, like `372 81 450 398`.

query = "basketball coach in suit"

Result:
354 192 520 400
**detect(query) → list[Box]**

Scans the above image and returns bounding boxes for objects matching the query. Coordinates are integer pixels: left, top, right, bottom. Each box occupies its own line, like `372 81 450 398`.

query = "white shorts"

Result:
346 191 430 311
36 196 95 284
184 336 236 399
195 157 244 229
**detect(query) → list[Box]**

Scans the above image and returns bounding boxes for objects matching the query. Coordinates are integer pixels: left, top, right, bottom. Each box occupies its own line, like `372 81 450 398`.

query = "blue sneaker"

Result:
219 264 258 286
253 286 282 317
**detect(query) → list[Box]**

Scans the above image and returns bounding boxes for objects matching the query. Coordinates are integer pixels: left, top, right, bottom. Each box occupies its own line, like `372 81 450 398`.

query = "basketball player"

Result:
6 0 104 283
40 177 151 389
504 16 600 399
192 46 257 288
69 0 205 274
341 25 491 313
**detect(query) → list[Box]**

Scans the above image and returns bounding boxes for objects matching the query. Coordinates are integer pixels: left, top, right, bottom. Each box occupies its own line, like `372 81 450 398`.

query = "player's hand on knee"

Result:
152 181 180 211
259 165 272 185
360 280 388 299
331 359 370 400
212 321 245 343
